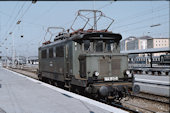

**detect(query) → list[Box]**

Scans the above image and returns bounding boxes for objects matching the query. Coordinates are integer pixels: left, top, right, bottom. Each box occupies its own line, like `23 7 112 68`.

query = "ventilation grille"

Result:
100 59 109 76
111 59 121 76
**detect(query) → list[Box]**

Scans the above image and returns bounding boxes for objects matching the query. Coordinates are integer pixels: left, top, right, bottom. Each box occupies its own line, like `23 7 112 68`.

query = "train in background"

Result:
160 55 170 65
128 54 170 65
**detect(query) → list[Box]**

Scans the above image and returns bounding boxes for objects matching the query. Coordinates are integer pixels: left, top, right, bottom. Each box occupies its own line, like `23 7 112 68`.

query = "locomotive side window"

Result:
105 41 111 52
84 40 90 51
41 50 47 59
104 41 117 52
106 43 111 52
95 41 103 52
49 48 53 58
56 46 64 57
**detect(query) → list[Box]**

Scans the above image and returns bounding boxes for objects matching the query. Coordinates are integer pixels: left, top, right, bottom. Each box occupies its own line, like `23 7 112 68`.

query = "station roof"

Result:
120 47 170 54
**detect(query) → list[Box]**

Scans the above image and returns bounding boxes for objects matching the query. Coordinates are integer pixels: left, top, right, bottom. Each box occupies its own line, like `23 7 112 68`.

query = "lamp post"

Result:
9 32 16 68
5 47 8 67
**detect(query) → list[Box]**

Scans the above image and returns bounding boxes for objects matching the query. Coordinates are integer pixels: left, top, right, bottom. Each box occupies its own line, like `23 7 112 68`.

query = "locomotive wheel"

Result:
41 77 46 82
48 79 53 85
54 81 58 86
57 81 64 89
75 88 80 94
38 75 42 81
70 85 75 93
71 85 85 95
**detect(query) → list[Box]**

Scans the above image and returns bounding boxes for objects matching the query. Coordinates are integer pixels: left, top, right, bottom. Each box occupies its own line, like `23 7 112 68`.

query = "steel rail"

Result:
132 94 170 105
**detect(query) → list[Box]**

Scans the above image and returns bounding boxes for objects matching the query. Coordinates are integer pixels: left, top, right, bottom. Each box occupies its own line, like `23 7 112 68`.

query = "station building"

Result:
121 36 169 56
147 38 169 56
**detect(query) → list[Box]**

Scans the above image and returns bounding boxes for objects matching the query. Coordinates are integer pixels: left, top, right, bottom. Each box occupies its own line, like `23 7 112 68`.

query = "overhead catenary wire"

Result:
112 5 169 37
138 31 169 37
10 2 32 32
1 2 26 43
112 13 169 31
39 26 48 46
121 20 170 33
111 6 169 28
21 21 48 28
19 2 58 45
0 2 19 42
10 2 33 38
97 4 169 31
32 2 58 22
0 2 35 59
18 2 32 21
2 2 32 45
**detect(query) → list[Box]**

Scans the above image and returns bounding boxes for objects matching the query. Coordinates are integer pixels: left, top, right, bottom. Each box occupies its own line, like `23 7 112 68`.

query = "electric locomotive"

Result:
38 10 140 101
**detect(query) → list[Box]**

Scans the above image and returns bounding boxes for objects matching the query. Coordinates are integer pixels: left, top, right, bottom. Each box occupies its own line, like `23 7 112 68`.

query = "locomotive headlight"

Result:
126 70 132 77
126 70 130 75
94 71 99 77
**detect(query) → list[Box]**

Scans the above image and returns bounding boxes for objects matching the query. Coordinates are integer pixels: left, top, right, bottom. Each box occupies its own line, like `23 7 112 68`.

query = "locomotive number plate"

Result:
104 77 118 81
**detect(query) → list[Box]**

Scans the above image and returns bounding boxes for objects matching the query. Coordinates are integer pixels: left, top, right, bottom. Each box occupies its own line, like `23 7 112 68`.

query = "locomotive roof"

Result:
39 32 122 49
72 32 122 42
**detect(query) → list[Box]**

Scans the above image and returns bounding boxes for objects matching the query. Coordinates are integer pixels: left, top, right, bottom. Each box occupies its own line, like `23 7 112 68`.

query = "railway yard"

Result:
1 64 169 113
0 2 169 113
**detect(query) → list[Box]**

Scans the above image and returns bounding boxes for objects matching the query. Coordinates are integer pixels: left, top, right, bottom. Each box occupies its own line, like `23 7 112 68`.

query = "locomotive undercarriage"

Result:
85 81 133 102
39 72 137 102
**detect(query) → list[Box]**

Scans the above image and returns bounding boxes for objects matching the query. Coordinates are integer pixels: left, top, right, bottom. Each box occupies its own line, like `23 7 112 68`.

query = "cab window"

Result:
84 40 90 51
105 41 111 52
95 41 103 52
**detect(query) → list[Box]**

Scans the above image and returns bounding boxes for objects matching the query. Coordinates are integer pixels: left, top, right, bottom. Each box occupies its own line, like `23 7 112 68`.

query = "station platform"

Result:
0 67 127 113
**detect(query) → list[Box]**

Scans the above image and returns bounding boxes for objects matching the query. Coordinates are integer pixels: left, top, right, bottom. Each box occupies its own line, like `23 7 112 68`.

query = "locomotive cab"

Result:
72 32 139 101
76 32 126 79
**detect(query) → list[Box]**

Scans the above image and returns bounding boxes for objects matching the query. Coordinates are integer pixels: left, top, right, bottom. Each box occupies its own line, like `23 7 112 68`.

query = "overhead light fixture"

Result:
150 24 161 27
17 20 21 24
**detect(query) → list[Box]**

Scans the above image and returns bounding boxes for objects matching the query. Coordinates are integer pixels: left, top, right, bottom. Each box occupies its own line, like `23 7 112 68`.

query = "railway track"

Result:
111 102 140 113
6 67 170 113
99 99 158 113
132 94 170 105
121 102 157 113
99 99 140 113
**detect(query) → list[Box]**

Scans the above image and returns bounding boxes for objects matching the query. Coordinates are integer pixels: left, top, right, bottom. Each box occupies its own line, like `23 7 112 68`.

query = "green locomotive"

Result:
38 10 140 101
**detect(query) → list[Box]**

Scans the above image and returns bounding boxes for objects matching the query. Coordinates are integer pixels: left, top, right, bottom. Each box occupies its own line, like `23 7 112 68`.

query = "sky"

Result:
0 1 169 57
